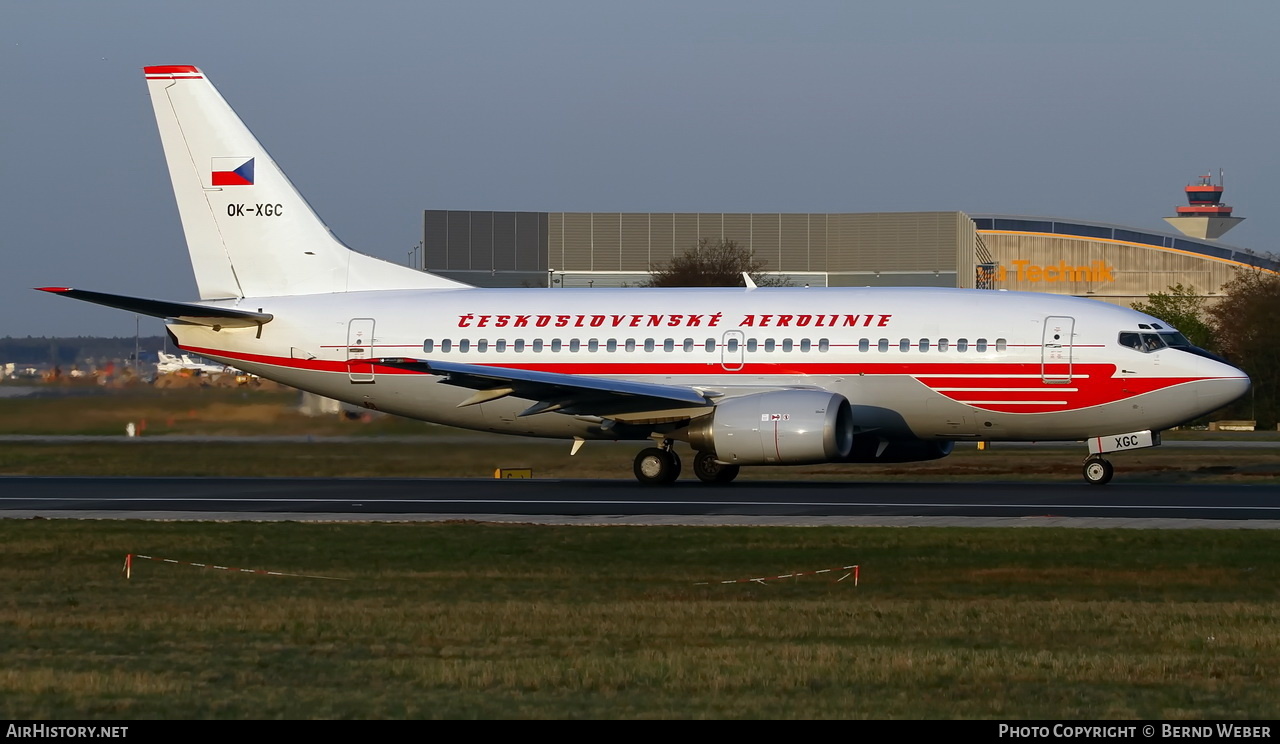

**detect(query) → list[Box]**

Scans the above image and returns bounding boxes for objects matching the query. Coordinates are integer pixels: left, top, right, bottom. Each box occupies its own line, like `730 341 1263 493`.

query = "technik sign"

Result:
978 259 1116 284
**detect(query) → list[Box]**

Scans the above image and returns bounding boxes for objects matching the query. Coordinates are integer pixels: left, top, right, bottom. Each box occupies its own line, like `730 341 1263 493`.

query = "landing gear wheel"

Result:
693 451 740 484
634 447 681 485
1083 457 1114 486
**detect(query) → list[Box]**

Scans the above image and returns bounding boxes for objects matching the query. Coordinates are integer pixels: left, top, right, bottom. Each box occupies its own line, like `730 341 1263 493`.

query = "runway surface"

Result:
3 476 1279 528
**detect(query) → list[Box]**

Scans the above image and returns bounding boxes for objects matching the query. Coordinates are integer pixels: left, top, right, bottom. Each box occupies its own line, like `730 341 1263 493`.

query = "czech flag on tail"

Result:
211 157 254 186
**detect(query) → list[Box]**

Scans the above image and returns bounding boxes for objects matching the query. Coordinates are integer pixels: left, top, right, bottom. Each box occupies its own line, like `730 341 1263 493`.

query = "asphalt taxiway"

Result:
2 476 1279 528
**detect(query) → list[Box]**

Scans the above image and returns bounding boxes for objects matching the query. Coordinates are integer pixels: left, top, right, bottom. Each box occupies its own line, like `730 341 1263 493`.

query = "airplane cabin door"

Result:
720 330 744 371
1041 315 1074 384
347 318 376 383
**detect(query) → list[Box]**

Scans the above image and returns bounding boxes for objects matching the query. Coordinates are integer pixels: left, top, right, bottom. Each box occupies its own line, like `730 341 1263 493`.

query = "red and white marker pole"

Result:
695 564 860 586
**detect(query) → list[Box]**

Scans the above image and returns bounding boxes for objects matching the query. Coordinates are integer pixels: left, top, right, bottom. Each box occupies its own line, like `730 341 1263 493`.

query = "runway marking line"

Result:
11 497 1280 513
124 553 348 581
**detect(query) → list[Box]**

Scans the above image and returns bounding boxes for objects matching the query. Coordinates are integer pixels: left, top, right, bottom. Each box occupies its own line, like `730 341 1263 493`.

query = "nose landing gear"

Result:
1080 430 1159 485
1083 455 1114 486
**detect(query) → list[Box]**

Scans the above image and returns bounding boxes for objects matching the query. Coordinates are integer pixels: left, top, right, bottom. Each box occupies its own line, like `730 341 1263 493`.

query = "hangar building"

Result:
421 209 1278 305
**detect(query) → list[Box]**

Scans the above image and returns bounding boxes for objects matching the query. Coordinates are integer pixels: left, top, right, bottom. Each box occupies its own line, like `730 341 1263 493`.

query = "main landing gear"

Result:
633 444 681 485
632 442 740 485
692 451 740 484
1082 455 1114 486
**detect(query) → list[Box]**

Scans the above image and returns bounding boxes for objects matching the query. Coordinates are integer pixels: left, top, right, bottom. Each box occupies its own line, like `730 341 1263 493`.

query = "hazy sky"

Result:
4 1 1279 337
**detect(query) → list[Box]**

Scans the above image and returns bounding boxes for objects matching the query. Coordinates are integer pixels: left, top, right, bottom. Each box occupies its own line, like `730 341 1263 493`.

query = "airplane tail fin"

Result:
143 65 469 299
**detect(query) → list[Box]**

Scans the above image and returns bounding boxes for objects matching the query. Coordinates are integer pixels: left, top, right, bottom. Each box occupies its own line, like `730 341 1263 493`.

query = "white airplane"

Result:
40 65 1249 485
156 350 230 375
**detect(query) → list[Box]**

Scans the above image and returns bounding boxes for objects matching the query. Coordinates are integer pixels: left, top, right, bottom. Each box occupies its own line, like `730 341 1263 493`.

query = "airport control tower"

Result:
1163 171 1244 240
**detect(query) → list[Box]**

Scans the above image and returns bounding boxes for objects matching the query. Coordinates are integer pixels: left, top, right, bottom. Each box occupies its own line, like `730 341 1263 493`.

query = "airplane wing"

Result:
371 358 718 422
37 287 273 329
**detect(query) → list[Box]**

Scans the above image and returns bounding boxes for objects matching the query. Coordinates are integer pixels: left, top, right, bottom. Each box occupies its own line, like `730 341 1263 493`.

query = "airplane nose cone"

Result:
1195 363 1251 413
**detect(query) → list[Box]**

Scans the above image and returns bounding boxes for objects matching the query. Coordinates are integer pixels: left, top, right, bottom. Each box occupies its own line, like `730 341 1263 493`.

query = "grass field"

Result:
3 385 1279 719
0 386 434 438
2 521 1279 719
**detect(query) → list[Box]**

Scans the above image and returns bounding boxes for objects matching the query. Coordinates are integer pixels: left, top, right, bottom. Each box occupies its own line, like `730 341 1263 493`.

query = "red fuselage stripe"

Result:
183 344 1224 414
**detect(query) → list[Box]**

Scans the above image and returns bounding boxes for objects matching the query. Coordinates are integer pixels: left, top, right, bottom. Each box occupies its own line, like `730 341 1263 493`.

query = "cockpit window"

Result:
1119 331 1193 353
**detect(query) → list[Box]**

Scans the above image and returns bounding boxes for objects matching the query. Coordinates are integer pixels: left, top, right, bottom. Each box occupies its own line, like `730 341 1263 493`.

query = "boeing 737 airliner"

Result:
40 66 1250 485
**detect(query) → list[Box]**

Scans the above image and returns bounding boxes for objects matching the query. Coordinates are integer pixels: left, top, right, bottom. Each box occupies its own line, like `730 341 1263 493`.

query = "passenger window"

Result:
458 339 470 353
683 338 695 352
995 338 1007 352
705 338 715 352
607 339 618 352
514 339 525 352
957 338 968 352
746 339 758 352
765 338 776 352
569 339 580 352
899 338 911 352
644 339 655 352
858 338 869 352
477 340 488 353
938 338 949 352
625 339 637 352
877 338 888 352
532 339 544 352
588 339 599 352
800 339 811 352
783 339 794 352
496 339 507 352
441 339 453 352
818 339 830 352
423 339 434 353
663 338 674 352
550 339 562 352
976 338 987 352
919 339 930 352
726 338 739 352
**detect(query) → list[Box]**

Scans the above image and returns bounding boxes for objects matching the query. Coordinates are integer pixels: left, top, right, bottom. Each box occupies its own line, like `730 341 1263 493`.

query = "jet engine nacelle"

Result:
686 390 854 465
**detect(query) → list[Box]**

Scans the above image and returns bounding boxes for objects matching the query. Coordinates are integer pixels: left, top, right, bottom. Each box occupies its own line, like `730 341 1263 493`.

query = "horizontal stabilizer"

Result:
37 287 273 329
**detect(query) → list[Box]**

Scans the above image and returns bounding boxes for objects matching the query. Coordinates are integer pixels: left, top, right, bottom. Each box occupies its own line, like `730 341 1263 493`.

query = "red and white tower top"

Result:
1176 173 1233 217
1164 170 1244 240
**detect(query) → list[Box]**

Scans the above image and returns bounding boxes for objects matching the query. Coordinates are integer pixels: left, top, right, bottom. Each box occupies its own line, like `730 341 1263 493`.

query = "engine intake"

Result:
686 390 854 465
